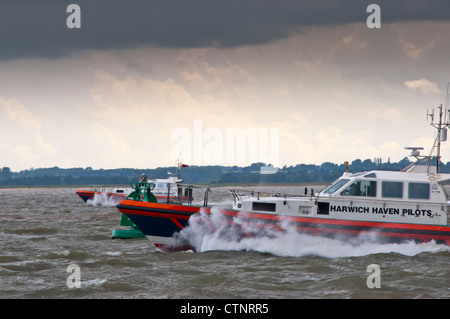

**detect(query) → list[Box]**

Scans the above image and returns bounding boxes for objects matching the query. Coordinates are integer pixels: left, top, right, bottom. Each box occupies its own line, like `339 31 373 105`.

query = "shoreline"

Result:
0 182 327 190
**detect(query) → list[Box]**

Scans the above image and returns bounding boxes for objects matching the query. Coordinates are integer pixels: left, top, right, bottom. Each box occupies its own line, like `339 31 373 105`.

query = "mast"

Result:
427 83 450 173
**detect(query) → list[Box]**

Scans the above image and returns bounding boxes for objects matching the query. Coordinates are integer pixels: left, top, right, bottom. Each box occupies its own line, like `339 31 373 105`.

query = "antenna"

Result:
447 82 450 107
427 102 450 173
446 82 450 123
405 147 424 158
404 84 450 173
427 108 434 123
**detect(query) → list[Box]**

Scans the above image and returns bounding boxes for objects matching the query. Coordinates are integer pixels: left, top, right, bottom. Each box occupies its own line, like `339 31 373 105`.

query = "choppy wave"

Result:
87 192 119 206
1 187 449 299
175 207 450 258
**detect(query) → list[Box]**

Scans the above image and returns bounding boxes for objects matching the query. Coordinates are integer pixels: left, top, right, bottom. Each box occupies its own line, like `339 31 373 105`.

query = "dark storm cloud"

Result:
0 0 449 60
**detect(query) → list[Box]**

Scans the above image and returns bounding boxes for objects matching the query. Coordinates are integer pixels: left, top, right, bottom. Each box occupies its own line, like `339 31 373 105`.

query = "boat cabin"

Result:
232 167 450 226
152 178 180 197
319 170 449 203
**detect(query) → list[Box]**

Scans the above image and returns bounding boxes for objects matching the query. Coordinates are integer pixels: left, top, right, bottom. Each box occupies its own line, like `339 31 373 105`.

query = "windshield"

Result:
322 178 350 194
156 182 175 188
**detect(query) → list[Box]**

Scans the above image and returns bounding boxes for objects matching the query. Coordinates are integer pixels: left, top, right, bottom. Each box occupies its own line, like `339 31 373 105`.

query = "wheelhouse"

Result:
318 170 449 203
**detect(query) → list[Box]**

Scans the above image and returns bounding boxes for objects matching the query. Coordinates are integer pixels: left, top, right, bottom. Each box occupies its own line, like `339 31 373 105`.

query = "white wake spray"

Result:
174 207 450 258
87 192 119 206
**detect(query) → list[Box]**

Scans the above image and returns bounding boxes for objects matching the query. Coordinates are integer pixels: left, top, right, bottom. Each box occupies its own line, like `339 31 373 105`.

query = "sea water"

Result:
0 187 448 299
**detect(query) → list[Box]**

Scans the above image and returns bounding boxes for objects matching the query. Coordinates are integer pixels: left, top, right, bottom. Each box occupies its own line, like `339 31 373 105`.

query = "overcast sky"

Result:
1 1 450 171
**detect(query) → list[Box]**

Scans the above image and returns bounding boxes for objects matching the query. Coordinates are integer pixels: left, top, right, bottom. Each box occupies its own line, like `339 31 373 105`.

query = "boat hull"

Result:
77 190 189 205
76 190 127 203
116 200 450 252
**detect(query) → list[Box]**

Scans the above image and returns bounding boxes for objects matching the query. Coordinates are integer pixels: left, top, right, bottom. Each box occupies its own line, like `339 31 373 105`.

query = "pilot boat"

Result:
111 177 194 239
76 168 190 205
116 105 450 252
76 185 130 204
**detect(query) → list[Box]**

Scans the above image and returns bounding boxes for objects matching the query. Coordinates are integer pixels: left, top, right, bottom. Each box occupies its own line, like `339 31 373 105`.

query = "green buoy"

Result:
112 181 156 239
112 213 145 239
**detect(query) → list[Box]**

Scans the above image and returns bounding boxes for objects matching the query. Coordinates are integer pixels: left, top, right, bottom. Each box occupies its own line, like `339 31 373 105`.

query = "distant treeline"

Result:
0 157 448 186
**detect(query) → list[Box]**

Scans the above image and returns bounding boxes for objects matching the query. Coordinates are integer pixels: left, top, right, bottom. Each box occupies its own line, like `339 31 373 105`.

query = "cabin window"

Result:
382 181 403 198
317 202 329 215
341 180 376 197
252 202 276 212
408 183 430 200
322 179 350 194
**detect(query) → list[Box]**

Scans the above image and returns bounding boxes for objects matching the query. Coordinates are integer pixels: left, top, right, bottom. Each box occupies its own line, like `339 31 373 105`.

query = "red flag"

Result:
181 164 189 168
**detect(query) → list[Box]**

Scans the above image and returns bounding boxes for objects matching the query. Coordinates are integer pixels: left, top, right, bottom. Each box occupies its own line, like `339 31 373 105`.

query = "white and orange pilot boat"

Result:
116 105 450 252
77 164 190 205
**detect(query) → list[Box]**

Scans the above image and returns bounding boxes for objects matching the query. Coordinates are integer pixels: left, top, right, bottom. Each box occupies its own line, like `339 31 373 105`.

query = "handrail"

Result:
229 187 316 199
203 187 211 207
176 183 212 189
125 181 200 205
